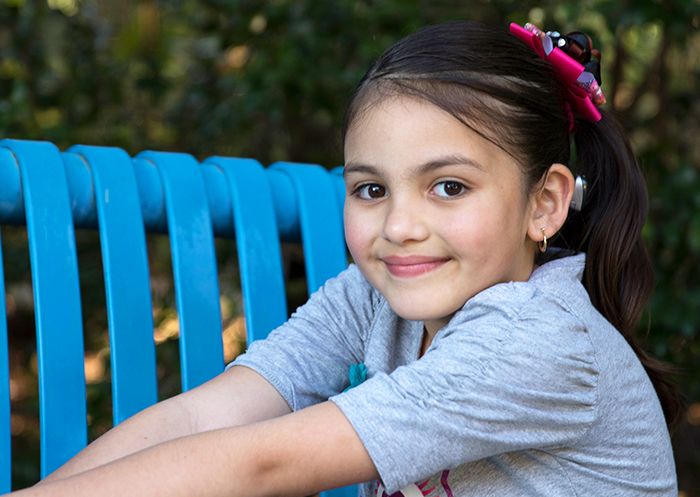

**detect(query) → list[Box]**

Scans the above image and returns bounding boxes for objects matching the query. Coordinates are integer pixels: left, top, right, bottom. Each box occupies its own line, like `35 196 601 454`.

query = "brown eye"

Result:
433 181 466 197
357 184 387 199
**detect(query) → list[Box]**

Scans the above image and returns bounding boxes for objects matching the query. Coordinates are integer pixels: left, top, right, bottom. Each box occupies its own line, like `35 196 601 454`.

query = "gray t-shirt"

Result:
232 254 676 496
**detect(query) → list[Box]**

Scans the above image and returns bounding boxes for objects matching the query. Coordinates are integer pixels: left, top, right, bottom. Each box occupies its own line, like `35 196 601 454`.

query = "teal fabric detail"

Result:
343 363 367 392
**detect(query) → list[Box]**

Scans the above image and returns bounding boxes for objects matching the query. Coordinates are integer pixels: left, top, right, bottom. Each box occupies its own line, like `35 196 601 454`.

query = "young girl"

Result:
9 21 681 497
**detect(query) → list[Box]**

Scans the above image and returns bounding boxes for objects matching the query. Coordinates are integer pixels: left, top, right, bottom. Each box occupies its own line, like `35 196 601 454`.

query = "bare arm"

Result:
38 365 291 484
12 401 378 497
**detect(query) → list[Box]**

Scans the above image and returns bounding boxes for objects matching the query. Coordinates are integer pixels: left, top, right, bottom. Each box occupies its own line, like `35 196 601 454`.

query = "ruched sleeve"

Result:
330 281 600 494
230 264 382 411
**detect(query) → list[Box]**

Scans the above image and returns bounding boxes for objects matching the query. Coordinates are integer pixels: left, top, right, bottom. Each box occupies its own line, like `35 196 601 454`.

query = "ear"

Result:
527 164 575 244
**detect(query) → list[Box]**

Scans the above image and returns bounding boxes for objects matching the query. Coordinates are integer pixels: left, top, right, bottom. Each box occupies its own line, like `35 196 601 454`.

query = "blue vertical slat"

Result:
67 145 158 424
330 166 346 221
272 163 352 497
139 151 223 391
61 152 97 228
0 227 10 493
0 139 87 478
132 158 168 233
271 163 347 294
0 147 24 225
266 169 302 243
203 158 287 343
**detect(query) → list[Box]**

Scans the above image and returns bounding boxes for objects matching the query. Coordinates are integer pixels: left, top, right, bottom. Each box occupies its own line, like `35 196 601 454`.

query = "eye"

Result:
354 183 387 200
432 181 467 198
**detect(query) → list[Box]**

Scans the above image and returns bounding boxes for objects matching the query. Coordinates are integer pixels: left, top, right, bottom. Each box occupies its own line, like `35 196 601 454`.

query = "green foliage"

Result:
1 0 699 491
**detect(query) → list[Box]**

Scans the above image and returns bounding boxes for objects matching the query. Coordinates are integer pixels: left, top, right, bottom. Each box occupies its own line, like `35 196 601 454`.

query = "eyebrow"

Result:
342 162 378 177
343 154 484 178
413 154 485 175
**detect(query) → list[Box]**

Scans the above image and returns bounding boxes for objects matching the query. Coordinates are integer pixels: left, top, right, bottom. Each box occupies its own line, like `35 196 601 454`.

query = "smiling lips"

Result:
382 255 450 278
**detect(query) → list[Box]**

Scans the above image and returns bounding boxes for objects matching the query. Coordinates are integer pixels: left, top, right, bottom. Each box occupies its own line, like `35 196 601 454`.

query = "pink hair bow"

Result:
510 22 606 122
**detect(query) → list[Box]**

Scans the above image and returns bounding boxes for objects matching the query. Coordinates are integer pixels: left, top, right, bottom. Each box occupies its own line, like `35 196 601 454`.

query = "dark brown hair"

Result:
342 21 682 433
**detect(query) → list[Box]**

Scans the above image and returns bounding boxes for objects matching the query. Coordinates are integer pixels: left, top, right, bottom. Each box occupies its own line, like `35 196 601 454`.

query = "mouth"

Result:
381 255 450 278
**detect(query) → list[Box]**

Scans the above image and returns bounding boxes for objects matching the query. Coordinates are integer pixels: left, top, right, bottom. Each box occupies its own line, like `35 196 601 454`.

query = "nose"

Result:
381 197 429 245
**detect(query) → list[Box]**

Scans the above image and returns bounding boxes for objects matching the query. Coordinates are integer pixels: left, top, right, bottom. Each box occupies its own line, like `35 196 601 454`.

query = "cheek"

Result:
447 220 494 266
442 199 518 257
443 201 494 244
344 207 372 259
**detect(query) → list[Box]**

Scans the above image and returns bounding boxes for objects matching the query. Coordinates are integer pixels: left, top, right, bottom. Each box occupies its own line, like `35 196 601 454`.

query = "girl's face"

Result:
343 97 539 335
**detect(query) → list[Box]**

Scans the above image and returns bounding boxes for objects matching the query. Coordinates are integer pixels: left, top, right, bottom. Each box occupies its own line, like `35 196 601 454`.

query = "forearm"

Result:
38 366 291 485
38 394 194 485
14 402 377 497
19 430 258 497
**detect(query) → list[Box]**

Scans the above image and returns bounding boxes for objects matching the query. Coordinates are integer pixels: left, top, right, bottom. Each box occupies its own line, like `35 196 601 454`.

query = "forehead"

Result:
343 97 520 180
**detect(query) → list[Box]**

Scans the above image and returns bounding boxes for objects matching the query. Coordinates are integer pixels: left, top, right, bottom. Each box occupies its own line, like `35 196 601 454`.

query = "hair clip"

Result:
509 23 606 122
544 29 606 106
570 175 587 211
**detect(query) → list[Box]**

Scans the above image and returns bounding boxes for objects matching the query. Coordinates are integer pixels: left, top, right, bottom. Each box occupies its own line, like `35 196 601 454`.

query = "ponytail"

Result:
557 111 684 433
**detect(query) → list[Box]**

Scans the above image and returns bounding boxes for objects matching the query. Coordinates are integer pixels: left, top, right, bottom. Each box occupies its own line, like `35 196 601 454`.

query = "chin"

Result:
389 303 456 324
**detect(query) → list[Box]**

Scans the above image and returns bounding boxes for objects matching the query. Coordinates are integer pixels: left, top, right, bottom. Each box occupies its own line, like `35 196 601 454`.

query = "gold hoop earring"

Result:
539 228 547 253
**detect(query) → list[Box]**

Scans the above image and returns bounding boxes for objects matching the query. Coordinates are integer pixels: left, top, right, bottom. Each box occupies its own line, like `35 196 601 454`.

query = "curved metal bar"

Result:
139 151 224 391
132 157 168 233
0 139 87 478
330 166 346 219
0 147 24 225
271 162 347 295
205 157 288 343
68 145 158 424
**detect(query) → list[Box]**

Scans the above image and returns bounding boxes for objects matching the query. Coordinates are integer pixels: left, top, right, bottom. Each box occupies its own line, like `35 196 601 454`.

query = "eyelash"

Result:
352 183 387 200
431 180 468 198
350 180 469 200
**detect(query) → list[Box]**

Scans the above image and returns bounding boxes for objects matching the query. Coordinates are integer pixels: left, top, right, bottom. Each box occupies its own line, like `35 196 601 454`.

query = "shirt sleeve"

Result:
231 264 380 411
330 282 600 494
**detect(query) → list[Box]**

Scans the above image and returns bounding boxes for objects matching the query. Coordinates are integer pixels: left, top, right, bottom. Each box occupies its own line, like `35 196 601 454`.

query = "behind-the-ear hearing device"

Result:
570 175 587 211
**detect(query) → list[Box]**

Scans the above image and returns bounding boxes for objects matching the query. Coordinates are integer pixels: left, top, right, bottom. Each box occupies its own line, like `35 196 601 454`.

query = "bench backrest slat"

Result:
206 157 289 342
264 162 355 497
69 145 159 424
271 163 347 295
141 151 225 391
1 139 88 479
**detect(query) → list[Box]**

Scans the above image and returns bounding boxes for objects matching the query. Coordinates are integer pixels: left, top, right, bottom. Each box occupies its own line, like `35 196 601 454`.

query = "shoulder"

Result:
455 252 591 331
288 264 388 338
449 253 590 333
434 253 599 399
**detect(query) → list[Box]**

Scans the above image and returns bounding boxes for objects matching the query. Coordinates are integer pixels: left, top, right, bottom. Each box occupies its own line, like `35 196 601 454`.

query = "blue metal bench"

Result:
0 139 353 495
